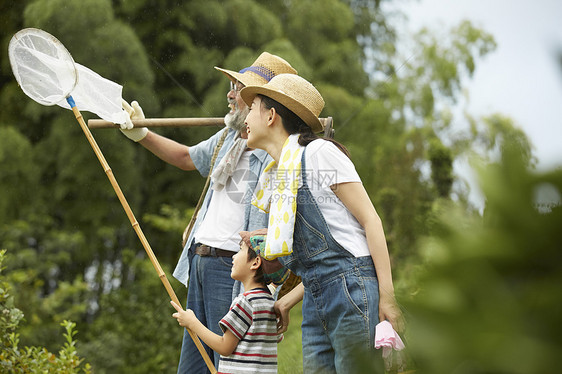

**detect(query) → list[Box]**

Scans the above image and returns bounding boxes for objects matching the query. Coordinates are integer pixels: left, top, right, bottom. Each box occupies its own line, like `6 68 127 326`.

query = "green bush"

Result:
0 250 91 373
403 146 562 373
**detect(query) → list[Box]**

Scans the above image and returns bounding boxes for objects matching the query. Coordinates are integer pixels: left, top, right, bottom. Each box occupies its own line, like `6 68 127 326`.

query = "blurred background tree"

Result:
402 132 561 373
1 0 557 372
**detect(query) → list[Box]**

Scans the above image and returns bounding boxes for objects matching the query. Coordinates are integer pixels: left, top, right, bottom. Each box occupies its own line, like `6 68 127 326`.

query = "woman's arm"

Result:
331 182 404 332
274 282 304 333
171 301 239 356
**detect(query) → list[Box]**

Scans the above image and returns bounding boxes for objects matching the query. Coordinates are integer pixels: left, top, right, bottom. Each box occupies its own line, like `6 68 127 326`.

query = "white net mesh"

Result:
9 28 77 106
64 63 128 124
9 28 128 124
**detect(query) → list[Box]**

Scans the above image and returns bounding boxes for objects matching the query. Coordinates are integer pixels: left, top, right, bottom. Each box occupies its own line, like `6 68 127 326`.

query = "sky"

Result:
398 0 562 209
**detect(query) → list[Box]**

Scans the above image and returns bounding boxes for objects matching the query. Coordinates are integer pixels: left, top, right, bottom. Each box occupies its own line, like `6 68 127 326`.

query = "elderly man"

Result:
120 52 297 373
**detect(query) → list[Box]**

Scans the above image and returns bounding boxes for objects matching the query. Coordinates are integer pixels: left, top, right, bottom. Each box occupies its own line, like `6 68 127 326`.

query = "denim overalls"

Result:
279 149 382 373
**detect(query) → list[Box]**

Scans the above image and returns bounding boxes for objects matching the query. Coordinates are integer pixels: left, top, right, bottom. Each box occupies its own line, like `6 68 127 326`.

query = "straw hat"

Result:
240 73 325 133
215 52 297 87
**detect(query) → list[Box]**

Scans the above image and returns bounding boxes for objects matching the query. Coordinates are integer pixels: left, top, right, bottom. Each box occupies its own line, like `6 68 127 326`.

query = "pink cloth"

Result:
375 321 407 372
375 320 405 351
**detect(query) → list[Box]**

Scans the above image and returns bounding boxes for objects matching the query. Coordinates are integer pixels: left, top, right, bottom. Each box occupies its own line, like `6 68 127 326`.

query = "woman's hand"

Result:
274 298 291 334
274 282 304 333
379 294 405 333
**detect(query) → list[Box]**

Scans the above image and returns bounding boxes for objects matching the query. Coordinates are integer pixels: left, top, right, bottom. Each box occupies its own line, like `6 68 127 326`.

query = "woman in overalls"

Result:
240 74 403 373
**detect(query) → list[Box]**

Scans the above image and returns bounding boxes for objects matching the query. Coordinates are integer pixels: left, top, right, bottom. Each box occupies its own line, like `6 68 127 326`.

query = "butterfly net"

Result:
9 28 127 124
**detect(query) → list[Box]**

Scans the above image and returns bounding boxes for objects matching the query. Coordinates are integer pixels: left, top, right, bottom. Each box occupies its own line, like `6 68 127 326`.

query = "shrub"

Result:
0 249 91 373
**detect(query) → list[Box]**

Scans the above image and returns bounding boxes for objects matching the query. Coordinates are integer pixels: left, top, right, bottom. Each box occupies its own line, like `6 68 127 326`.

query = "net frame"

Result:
9 28 78 106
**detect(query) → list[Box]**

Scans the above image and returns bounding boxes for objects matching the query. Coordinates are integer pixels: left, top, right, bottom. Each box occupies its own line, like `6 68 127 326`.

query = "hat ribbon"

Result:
239 65 275 82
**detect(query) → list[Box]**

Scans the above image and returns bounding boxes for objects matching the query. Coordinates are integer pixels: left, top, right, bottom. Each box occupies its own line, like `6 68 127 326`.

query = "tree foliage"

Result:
403 138 561 373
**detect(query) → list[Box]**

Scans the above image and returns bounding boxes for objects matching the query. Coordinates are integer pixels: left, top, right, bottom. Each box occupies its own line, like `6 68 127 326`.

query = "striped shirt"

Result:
218 288 282 373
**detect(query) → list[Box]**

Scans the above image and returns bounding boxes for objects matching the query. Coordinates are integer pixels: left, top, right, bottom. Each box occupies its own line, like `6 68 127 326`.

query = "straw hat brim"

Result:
240 86 323 133
214 67 268 87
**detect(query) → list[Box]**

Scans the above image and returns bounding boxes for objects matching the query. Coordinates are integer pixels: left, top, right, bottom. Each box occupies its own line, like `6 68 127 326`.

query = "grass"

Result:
277 302 303 374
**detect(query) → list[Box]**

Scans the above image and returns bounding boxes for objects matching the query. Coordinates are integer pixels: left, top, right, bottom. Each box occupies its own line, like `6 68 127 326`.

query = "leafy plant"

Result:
403 141 562 373
0 249 91 373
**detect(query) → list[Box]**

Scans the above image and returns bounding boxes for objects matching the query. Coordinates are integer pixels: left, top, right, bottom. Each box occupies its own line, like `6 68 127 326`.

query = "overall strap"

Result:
301 146 308 186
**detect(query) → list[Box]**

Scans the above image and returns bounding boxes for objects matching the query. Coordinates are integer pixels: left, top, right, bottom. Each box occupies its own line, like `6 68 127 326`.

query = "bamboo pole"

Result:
67 99 217 374
88 117 225 129
88 117 332 129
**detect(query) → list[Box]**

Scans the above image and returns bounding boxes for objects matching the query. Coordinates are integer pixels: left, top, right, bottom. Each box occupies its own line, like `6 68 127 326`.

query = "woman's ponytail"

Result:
258 95 350 158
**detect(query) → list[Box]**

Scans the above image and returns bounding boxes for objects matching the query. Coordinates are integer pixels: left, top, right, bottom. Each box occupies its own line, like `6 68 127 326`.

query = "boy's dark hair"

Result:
241 240 266 286
258 94 350 158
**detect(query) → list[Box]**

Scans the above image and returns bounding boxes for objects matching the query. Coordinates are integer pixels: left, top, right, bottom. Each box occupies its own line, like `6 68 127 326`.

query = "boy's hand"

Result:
171 300 196 329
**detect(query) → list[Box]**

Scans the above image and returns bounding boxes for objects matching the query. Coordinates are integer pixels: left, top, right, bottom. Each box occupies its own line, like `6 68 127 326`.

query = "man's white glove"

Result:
120 100 148 142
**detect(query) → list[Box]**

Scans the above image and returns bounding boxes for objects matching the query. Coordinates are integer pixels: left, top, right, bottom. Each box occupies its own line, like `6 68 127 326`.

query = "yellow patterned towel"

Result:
252 134 304 260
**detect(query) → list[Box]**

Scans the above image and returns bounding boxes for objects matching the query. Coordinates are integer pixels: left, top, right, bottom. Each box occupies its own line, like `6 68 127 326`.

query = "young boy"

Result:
171 229 285 373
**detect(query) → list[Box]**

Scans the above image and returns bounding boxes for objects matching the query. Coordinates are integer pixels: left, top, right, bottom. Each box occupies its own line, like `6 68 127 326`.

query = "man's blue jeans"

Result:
176 254 234 374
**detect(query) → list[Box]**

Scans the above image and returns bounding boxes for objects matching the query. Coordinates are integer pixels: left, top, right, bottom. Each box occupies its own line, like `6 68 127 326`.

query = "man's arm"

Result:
138 131 195 171
121 100 196 171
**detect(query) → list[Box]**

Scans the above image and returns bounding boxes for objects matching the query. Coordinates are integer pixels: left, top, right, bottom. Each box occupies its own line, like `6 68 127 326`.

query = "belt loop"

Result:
210 247 217 257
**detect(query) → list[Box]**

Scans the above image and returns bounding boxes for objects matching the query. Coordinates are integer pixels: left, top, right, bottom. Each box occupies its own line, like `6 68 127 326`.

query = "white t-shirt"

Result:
303 140 370 257
194 151 253 252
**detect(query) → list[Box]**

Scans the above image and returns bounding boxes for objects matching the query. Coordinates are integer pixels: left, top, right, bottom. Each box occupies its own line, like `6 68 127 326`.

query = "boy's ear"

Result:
250 255 262 270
